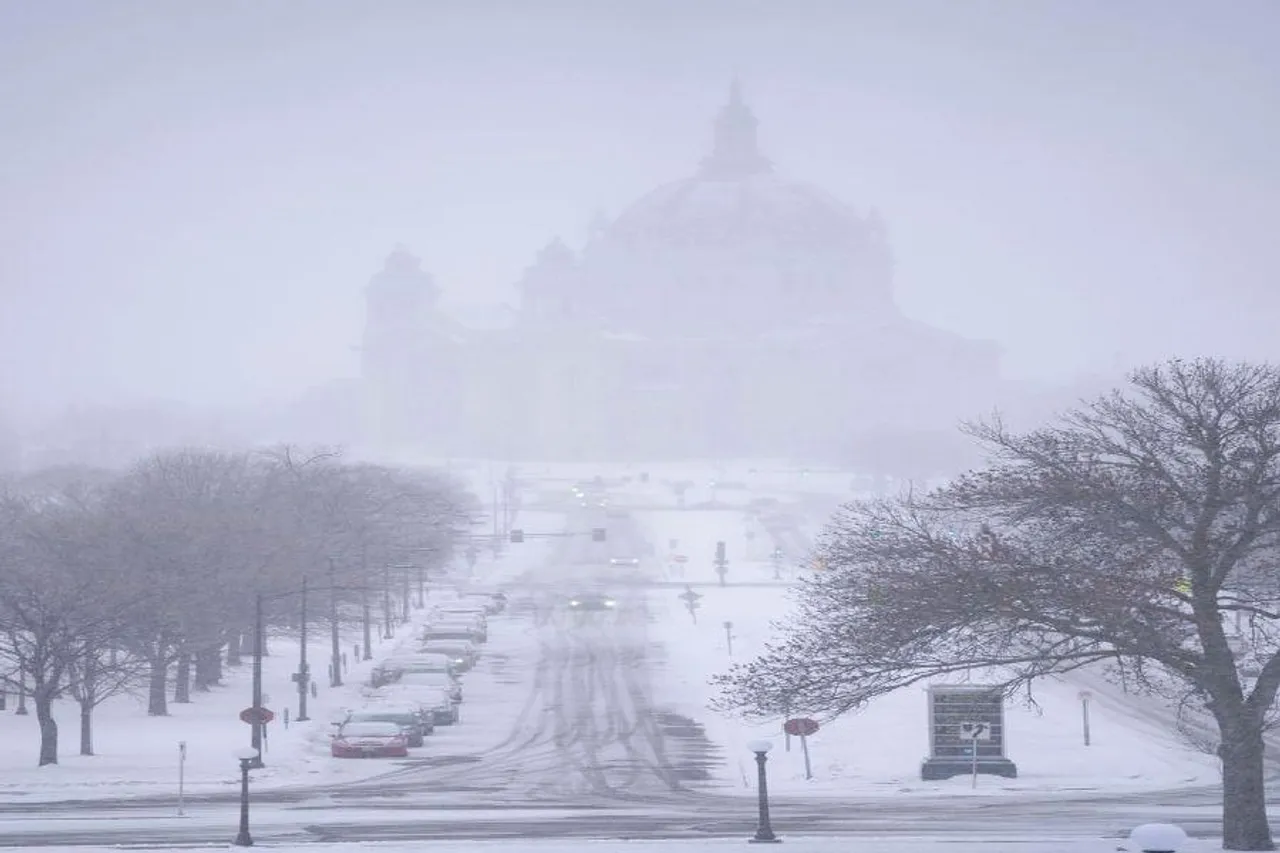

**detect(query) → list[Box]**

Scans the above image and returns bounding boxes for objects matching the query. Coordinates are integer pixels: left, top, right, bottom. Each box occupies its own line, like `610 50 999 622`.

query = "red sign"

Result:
671 555 688 564
783 717 819 737
239 706 275 726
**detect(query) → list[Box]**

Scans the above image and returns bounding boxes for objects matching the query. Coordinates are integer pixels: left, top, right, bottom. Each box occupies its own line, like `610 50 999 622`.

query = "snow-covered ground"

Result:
12 834 1219 853
636 503 1224 798
0 510 565 802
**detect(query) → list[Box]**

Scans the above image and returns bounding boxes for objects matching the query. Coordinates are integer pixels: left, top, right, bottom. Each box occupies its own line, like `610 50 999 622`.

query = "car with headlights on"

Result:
330 721 410 758
568 592 617 611
420 640 479 672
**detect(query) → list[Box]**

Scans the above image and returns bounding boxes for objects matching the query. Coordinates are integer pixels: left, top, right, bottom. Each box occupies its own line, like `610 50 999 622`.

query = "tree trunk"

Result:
1218 711 1274 850
34 691 58 766
147 655 168 716
226 631 242 666
194 645 221 690
173 653 191 704
79 704 93 756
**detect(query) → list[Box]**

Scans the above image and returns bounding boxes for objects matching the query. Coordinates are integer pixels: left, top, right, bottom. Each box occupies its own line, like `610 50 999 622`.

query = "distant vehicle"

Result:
343 706 432 745
568 593 617 611
331 721 409 758
609 557 641 567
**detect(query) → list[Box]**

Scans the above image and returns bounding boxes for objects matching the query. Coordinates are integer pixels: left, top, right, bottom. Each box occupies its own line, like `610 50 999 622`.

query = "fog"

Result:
3 1 1279 457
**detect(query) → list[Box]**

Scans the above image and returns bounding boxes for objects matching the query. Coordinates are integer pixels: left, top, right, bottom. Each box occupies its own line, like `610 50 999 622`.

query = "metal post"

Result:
250 595 264 767
800 733 812 780
328 559 342 688
178 741 186 816
724 621 734 657
296 577 309 722
751 751 779 843
417 564 426 609
1079 691 1092 746
970 736 979 788
234 758 253 846
402 570 411 621
382 564 393 639
362 594 373 660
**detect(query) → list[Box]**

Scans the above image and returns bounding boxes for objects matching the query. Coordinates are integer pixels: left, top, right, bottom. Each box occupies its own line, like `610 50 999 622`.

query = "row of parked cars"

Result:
329 590 506 759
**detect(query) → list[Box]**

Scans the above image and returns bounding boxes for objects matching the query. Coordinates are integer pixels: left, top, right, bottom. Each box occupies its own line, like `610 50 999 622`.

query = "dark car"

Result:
344 707 432 746
568 593 617 611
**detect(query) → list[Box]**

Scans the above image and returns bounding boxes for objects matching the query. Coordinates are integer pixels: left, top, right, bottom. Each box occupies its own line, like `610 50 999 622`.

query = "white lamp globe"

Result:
235 747 260 762
1128 823 1188 853
746 740 774 754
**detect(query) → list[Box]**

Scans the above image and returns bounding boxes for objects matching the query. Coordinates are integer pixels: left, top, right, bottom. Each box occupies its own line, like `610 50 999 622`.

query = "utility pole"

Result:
382 562 393 639
250 594 264 767
296 577 309 722
328 559 342 687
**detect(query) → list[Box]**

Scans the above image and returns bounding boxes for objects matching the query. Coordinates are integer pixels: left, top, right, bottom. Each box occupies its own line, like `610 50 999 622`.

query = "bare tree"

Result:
715 359 1280 852
66 645 146 756
0 488 136 765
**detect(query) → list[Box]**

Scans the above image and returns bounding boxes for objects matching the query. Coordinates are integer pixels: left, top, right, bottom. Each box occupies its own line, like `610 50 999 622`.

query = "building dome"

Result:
574 82 894 338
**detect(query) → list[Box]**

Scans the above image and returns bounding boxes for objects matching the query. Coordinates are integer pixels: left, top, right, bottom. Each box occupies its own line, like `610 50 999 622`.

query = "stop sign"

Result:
239 706 275 726
783 717 819 737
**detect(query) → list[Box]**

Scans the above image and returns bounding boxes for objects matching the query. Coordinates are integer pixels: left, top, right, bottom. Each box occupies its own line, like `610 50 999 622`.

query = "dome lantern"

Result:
699 79 773 181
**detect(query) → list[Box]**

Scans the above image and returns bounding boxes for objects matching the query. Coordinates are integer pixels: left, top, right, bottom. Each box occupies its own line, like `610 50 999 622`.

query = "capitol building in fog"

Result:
360 84 1003 462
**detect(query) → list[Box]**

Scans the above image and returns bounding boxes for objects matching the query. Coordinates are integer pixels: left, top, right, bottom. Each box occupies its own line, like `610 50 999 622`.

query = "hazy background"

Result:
3 0 1278 420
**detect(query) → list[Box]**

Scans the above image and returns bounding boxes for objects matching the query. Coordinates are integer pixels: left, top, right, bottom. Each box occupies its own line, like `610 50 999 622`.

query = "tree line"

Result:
717 359 1280 852
0 447 474 766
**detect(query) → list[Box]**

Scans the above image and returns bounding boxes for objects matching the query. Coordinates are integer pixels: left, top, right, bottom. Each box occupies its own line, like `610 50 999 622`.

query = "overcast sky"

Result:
2 0 1278 416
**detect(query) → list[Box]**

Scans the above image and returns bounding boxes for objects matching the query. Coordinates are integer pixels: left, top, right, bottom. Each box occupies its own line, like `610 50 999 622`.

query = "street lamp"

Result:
233 746 259 846
746 739 780 844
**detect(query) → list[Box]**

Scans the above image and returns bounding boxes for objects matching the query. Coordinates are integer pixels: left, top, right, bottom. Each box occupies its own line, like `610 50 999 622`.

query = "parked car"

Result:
418 687 461 726
376 652 456 678
422 624 485 645
420 640 479 672
331 721 410 758
343 706 432 746
398 670 463 703
461 592 505 614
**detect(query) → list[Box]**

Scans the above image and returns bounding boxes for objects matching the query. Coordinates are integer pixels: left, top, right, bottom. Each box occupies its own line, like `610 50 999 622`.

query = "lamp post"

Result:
328 559 342 688
746 740 780 843
381 563 394 639
295 576 309 722
250 595 264 767
233 747 259 846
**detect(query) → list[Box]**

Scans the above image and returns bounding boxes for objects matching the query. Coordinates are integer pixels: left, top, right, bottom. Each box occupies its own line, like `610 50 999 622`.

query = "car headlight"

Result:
569 599 580 607
604 599 616 608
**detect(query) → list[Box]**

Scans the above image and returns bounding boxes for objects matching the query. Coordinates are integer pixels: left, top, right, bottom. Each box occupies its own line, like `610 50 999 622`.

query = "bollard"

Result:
283 707 290 729
342 652 348 672
310 681 318 698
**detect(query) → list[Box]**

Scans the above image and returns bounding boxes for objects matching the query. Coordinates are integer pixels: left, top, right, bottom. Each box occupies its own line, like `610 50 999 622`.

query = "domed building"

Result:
361 84 1002 462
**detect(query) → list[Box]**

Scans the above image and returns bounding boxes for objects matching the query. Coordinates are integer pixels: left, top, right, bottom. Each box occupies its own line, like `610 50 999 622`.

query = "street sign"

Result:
958 720 991 740
239 706 275 726
783 717 819 737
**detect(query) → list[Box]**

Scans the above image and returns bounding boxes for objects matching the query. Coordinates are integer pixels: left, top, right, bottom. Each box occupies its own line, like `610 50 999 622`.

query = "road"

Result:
0 496 1261 846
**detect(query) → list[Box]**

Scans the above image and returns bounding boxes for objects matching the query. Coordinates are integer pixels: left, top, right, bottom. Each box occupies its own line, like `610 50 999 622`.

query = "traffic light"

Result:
509 529 524 543
592 528 607 542
715 541 726 563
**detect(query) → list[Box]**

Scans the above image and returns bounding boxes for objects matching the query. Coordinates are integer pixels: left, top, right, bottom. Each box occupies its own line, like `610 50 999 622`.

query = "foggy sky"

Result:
3 0 1278 417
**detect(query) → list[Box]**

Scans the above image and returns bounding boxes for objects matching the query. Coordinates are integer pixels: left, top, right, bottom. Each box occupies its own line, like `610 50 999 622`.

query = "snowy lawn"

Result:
638 508 1222 798
18 835 1220 853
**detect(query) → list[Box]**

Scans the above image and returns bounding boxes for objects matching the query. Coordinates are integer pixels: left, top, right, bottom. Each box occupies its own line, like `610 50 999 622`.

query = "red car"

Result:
331 721 409 758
